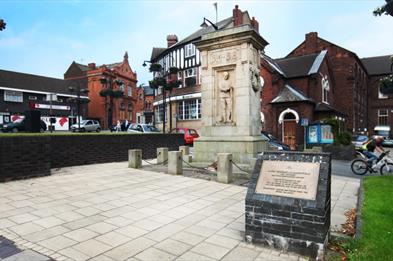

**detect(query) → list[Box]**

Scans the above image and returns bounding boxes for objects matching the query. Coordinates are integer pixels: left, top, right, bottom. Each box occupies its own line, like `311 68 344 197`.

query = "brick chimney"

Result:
167 35 178 48
233 5 243 27
88 63 96 69
305 32 318 53
250 16 259 32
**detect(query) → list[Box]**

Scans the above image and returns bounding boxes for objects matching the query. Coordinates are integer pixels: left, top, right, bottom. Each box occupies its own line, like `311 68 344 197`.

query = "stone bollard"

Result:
128 149 142 169
168 151 182 175
179 146 190 156
217 153 233 184
157 147 168 164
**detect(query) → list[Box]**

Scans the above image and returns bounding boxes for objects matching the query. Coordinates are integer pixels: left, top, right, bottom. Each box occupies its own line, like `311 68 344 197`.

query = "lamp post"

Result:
99 76 124 130
68 84 89 131
200 17 218 30
143 60 167 133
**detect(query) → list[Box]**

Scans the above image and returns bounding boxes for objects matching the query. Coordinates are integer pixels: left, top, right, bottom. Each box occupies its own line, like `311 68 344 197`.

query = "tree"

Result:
0 19 6 31
373 0 393 16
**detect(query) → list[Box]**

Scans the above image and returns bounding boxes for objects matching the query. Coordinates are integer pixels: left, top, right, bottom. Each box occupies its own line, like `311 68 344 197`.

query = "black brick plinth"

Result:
245 151 331 260
0 134 184 182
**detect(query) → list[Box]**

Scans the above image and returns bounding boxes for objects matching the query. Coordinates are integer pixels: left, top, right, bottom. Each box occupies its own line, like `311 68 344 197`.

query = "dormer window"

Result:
321 75 330 104
185 44 195 58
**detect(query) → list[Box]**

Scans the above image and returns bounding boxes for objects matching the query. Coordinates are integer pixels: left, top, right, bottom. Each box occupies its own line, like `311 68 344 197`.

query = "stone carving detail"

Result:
218 71 233 123
250 65 261 92
211 51 237 66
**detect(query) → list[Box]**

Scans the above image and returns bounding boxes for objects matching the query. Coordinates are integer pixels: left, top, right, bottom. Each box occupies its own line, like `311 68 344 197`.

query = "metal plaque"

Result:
255 160 320 200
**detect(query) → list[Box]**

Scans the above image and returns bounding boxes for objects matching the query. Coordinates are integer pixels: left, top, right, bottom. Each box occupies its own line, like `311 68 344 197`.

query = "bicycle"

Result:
351 150 393 175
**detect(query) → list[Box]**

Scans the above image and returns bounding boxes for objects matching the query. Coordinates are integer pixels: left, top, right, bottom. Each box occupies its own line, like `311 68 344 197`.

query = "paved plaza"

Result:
0 162 359 261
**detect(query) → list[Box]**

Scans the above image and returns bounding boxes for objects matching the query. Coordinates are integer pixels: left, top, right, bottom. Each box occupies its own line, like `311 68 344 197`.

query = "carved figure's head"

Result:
223 71 229 80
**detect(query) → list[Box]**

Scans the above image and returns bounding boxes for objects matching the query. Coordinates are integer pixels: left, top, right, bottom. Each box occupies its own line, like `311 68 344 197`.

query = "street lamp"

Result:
100 77 124 130
200 17 218 30
143 60 168 133
68 84 89 131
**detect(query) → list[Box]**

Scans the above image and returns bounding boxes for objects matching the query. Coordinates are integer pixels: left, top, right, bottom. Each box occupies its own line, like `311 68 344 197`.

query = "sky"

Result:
0 0 392 86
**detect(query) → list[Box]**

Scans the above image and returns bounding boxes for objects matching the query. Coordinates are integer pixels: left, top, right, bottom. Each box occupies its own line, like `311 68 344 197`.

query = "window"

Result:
177 99 201 120
120 103 125 110
155 105 164 123
185 44 195 58
378 86 388 99
321 75 330 104
378 109 388 125
119 84 125 92
4 91 23 102
128 86 132 97
128 103 132 111
185 68 197 87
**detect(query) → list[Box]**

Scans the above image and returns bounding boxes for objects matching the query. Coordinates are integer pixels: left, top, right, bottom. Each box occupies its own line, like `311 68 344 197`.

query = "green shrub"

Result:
336 132 352 145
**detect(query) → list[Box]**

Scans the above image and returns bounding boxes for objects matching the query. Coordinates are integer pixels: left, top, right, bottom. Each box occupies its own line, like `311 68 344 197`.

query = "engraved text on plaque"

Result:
255 160 320 200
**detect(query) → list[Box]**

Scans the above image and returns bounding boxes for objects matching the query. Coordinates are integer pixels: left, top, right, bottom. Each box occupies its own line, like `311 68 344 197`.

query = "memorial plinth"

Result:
193 25 269 165
245 151 331 260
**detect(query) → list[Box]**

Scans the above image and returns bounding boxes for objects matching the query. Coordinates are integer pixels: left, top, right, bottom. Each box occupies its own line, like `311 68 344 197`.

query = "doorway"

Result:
278 108 299 150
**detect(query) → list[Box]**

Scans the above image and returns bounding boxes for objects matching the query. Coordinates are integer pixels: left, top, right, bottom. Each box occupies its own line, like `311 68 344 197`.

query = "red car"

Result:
170 128 200 145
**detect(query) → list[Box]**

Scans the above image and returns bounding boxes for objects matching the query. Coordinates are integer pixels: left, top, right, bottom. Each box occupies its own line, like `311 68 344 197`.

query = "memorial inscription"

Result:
255 160 320 200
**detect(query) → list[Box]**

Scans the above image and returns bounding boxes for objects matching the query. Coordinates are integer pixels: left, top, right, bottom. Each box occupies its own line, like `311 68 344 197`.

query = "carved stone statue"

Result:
218 71 233 123
250 66 261 92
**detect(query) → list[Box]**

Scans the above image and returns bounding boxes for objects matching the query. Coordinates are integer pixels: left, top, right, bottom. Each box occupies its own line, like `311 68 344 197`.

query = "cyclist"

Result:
362 136 385 166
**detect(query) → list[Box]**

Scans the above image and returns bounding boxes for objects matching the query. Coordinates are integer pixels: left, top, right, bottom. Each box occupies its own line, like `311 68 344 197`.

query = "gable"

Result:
64 62 86 79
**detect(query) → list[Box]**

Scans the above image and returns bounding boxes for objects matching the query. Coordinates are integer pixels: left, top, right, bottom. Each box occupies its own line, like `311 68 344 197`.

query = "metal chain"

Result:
181 158 213 171
230 160 251 174
142 159 168 166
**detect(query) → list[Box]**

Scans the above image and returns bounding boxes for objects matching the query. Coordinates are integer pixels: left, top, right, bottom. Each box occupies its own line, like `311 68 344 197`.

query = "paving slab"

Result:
0 161 359 261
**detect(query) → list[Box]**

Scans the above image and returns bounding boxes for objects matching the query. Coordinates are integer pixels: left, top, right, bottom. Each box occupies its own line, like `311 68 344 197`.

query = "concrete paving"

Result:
0 162 359 261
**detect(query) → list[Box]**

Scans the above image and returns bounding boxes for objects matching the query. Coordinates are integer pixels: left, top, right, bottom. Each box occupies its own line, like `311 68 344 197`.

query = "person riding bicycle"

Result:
362 136 385 166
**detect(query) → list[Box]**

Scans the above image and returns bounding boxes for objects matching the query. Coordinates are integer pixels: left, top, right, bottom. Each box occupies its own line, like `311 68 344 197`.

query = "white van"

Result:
373 125 391 139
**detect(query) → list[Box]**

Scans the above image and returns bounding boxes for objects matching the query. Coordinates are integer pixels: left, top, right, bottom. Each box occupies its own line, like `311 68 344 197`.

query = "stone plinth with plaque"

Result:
245 151 331 260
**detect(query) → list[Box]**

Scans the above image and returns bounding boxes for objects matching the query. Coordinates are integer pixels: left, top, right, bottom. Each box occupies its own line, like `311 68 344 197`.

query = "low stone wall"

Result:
0 134 184 182
322 144 355 161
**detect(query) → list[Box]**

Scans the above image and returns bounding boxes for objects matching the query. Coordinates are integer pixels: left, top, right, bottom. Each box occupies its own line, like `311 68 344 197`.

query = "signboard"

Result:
320 125 334 143
255 160 320 200
35 104 70 110
300 118 309 126
308 125 319 143
307 124 334 144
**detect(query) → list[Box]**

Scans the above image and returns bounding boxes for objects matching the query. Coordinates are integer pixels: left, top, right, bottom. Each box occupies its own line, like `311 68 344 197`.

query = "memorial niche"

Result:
245 151 331 260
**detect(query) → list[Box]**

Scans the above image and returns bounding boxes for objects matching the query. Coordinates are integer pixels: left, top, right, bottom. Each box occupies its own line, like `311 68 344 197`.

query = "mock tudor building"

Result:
149 5 260 133
362 55 393 132
0 69 88 130
64 52 138 129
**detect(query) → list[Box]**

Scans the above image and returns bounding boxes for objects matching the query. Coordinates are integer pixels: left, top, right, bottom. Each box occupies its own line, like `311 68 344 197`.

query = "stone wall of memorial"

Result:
0 134 184 182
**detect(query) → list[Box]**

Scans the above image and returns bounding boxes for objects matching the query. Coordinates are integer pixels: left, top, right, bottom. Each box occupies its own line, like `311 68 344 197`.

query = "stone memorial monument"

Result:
245 151 331 260
193 25 269 165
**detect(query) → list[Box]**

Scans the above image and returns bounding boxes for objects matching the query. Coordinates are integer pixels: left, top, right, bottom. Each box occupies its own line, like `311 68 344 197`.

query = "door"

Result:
283 120 297 150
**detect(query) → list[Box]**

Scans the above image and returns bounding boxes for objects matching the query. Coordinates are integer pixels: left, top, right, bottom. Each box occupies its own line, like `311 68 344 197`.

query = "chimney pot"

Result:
167 34 178 48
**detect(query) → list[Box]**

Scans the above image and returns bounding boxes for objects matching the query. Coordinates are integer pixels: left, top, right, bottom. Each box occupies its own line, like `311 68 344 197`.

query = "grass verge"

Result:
341 176 393 260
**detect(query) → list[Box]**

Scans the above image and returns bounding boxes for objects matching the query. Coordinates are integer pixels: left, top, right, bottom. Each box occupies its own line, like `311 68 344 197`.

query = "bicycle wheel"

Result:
351 159 369 175
380 163 393 175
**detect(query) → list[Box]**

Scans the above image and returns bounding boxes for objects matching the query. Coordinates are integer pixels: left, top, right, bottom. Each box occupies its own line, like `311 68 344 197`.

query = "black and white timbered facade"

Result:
150 5 260 133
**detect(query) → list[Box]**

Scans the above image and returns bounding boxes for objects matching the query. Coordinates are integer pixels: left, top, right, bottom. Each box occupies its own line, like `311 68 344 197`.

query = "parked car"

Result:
1 118 47 133
261 131 291 151
70 120 101 132
352 134 369 150
170 128 200 145
127 123 160 133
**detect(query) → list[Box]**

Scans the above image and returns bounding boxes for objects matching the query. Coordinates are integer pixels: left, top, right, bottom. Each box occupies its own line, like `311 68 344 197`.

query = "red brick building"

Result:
64 52 138 129
261 50 343 148
286 32 368 133
362 55 393 133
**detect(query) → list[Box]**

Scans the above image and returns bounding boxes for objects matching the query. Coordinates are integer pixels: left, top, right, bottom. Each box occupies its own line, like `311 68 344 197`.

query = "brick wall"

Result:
0 134 184 182
0 136 51 182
